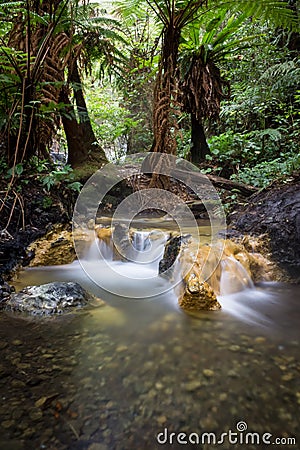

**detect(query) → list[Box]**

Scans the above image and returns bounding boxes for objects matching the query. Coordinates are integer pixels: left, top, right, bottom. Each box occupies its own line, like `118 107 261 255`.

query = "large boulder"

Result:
5 281 101 315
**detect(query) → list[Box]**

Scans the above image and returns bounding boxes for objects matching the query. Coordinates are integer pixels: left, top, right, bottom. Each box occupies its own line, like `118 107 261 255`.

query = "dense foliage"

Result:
0 0 299 192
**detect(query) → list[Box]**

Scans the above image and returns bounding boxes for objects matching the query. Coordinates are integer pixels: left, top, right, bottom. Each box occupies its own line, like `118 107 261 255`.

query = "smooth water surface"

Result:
0 230 299 450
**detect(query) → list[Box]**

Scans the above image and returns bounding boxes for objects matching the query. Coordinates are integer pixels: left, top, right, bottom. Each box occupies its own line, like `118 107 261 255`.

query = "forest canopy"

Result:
0 0 299 189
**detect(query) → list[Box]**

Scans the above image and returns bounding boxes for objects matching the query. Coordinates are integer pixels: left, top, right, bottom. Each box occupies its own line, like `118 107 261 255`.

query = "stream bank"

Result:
229 174 300 282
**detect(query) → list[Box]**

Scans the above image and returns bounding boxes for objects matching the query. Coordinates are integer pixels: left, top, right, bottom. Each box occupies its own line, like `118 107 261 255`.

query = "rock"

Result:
159 234 191 277
1 420 15 429
229 345 240 352
185 380 202 392
281 373 294 382
5 281 102 315
27 224 76 266
156 415 167 425
95 226 112 242
29 408 43 421
88 444 109 450
178 276 221 312
203 369 214 378
163 231 280 310
11 380 26 388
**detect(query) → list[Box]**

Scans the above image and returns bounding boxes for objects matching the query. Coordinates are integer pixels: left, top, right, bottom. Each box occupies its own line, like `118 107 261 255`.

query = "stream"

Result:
0 223 299 449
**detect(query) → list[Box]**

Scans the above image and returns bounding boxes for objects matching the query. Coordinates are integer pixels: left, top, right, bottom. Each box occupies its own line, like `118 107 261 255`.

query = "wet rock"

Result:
88 444 109 450
11 380 26 388
203 369 214 378
27 224 76 266
5 282 102 315
185 380 202 392
95 226 112 243
29 408 43 421
229 345 240 352
0 280 15 304
156 415 167 425
219 393 227 402
281 373 294 382
1 420 15 429
178 276 221 312
159 234 191 277
166 233 281 308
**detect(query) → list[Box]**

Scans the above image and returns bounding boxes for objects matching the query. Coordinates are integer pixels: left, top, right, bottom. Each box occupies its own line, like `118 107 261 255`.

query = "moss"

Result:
72 163 105 182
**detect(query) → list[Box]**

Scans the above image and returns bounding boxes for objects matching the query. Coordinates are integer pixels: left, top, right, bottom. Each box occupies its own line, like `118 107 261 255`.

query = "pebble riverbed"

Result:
0 279 299 450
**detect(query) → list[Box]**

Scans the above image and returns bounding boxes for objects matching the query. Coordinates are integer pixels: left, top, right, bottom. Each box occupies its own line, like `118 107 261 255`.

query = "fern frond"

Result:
260 59 300 80
217 0 300 32
260 59 300 92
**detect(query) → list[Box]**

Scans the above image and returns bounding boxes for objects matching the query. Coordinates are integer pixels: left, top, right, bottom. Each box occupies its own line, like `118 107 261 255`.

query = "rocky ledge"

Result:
229 175 300 281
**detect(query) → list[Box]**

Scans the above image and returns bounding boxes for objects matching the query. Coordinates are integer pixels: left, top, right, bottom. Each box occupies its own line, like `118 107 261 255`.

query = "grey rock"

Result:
5 282 98 315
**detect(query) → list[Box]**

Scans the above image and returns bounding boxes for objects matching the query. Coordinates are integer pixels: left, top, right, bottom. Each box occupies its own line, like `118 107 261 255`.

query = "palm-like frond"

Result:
217 0 299 31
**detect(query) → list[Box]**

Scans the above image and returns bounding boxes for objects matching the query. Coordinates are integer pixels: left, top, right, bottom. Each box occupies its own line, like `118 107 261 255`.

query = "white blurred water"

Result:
13 227 298 329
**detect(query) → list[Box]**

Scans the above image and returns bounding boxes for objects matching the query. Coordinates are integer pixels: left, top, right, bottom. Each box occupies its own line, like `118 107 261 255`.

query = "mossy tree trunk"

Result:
63 61 107 170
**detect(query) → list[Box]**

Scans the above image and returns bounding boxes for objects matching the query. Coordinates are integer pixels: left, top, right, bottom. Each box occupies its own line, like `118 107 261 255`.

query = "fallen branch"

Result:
206 174 258 197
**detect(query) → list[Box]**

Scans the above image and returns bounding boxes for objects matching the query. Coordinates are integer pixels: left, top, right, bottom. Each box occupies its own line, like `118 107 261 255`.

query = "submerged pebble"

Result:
0 279 299 449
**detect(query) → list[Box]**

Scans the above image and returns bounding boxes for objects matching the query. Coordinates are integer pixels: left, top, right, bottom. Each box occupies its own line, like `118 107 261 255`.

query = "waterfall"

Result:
81 228 263 304
220 256 254 296
84 236 114 262
98 240 114 261
93 231 256 295
132 231 151 252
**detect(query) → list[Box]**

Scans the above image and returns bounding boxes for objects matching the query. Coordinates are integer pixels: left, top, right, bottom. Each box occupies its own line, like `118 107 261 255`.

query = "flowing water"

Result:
0 225 299 450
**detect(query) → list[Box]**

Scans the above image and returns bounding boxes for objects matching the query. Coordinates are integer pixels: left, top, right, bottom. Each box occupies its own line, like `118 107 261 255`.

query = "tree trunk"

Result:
63 62 107 170
149 24 181 188
59 87 83 165
190 113 210 164
151 24 180 156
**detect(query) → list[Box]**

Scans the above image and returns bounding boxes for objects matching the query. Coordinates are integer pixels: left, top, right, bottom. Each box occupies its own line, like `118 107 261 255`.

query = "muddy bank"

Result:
229 175 300 281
